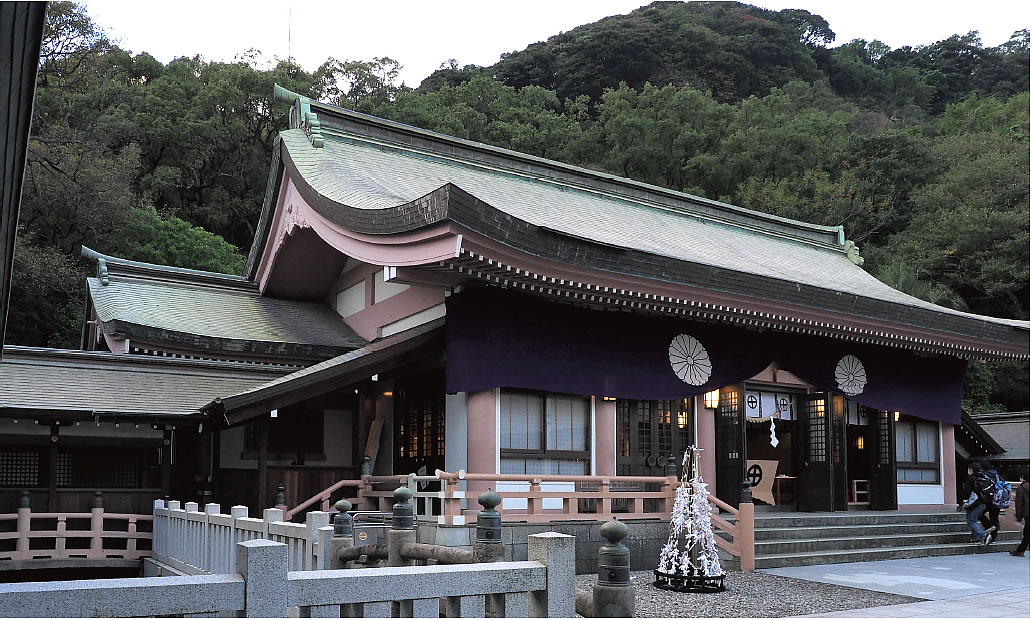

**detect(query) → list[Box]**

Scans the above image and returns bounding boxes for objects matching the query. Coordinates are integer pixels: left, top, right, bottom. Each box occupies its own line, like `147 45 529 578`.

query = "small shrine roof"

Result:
0 346 286 421
83 247 366 360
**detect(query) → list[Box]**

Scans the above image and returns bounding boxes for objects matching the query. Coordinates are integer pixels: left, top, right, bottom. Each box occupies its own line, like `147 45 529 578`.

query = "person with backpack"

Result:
961 461 989 545
978 459 1011 546
1010 468 1029 557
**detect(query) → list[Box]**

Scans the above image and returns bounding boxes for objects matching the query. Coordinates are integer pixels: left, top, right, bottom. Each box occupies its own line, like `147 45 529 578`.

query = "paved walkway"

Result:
763 551 1030 618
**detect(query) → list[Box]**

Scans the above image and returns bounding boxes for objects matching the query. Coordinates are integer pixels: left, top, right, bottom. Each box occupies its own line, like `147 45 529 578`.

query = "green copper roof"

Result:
277 128 1027 332
87 274 365 357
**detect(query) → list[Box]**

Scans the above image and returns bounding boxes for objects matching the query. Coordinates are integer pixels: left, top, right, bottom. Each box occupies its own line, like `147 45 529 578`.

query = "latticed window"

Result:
636 401 651 458
56 449 145 488
657 401 673 456
617 402 631 458
0 451 40 487
719 389 741 460
398 394 444 461
804 397 828 462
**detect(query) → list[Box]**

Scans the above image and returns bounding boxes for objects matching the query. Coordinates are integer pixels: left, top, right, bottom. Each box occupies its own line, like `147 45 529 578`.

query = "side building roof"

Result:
0 346 288 423
246 87 1028 361
971 411 1030 462
82 246 366 361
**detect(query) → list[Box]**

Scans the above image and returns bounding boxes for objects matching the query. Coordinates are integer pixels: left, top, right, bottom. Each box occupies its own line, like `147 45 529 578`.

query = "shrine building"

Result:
1 85 1027 517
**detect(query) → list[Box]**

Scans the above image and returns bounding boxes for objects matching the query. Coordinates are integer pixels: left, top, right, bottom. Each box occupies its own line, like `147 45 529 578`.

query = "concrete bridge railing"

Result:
152 500 332 575
0 534 575 617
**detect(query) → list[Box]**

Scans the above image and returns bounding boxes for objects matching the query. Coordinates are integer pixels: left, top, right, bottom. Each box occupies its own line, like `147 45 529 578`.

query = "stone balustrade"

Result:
0 533 575 618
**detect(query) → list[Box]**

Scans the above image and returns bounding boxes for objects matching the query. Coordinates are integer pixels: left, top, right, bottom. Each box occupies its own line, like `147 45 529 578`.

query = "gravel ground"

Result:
575 569 922 618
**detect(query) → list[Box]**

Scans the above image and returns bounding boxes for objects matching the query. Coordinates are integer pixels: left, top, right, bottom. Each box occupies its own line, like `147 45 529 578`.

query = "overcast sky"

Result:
83 0 1030 88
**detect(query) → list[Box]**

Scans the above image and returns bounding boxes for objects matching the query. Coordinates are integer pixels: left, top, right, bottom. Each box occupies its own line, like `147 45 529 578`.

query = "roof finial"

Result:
844 239 864 266
273 84 323 148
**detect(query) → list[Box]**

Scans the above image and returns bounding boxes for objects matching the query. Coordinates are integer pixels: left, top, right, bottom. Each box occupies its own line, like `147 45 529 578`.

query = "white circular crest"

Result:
835 355 867 396
668 334 712 385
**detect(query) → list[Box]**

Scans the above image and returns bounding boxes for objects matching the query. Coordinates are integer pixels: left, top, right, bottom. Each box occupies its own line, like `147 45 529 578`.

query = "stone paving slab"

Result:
792 590 1030 618
762 551 1029 600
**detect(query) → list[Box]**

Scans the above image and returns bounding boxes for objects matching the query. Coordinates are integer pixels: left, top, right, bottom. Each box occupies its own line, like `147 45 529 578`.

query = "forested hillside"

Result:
11 1 1028 411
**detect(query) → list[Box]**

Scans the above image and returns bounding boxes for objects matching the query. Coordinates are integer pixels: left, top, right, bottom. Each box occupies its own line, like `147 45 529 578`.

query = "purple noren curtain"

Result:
445 288 965 425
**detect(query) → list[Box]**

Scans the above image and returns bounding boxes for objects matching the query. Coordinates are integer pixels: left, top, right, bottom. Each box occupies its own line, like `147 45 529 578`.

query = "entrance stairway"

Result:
730 510 1021 569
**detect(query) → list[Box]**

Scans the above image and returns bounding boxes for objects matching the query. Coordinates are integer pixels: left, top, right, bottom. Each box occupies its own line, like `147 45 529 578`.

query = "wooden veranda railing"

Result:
706 491 755 572
279 470 757 572
0 491 152 564
434 471 678 523
282 479 364 521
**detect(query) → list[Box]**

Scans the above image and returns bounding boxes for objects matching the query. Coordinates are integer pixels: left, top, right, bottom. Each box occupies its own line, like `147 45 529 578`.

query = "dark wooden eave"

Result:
204 319 445 427
959 411 1006 456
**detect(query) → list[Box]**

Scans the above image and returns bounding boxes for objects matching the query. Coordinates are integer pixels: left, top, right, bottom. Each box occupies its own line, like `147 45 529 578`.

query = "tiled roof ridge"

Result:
81 245 253 291
273 85 851 253
0 345 291 376
86 273 259 299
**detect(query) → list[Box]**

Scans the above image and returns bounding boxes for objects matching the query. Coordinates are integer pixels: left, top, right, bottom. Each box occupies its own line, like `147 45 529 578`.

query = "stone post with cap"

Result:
473 488 504 563
387 486 415 567
329 498 354 569
594 518 634 617
575 518 634 617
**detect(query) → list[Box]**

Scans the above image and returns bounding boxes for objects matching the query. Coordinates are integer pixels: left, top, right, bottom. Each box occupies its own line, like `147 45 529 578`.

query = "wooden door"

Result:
395 378 445 479
798 393 835 512
871 409 898 510
615 399 693 512
615 399 694 477
715 385 745 508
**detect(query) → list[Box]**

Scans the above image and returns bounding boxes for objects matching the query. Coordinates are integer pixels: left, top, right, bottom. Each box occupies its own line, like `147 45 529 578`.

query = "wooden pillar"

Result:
257 420 269 509
697 403 717 487
595 399 616 476
161 428 172 498
466 390 498 497
942 423 957 505
47 424 59 512
211 429 221 501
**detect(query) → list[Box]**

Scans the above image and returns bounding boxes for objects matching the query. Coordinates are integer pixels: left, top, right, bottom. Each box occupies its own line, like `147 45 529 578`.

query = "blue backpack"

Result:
977 469 1012 508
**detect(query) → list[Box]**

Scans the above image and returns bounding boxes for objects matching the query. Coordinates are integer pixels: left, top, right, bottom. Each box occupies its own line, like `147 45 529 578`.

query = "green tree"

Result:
318 56 405 110
106 205 247 274
885 130 1029 320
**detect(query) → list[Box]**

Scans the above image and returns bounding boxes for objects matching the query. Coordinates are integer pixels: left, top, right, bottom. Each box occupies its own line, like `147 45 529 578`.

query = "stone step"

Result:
753 522 972 541
747 511 968 529
755 530 1021 555
755 540 1022 569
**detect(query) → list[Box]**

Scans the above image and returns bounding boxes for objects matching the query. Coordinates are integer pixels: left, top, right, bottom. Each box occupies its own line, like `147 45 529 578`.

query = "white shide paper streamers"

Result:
657 446 724 578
